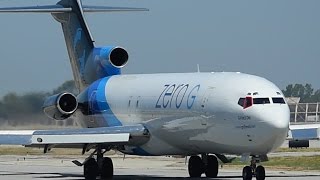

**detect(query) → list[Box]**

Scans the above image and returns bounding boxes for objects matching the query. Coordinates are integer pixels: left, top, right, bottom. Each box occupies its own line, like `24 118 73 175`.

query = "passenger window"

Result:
253 98 270 104
272 97 286 104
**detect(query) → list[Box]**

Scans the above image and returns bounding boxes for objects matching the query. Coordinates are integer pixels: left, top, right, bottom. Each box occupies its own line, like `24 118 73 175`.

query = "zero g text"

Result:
155 84 200 109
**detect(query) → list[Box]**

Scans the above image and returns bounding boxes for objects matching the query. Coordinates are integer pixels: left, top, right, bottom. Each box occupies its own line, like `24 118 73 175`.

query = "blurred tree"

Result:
282 83 318 103
0 80 76 120
52 80 77 95
311 90 320 103
21 92 48 113
0 101 8 119
304 84 314 101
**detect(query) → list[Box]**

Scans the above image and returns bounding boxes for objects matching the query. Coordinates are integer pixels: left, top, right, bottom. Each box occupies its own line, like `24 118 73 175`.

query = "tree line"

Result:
282 84 320 103
0 80 76 121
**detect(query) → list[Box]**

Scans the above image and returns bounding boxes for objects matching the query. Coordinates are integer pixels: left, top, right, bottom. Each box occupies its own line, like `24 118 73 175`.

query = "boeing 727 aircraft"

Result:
0 0 290 180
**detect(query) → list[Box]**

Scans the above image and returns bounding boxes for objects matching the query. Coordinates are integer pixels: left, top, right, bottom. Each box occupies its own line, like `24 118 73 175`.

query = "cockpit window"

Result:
253 98 270 104
238 98 245 107
239 96 284 108
238 97 253 109
272 97 286 104
244 97 253 109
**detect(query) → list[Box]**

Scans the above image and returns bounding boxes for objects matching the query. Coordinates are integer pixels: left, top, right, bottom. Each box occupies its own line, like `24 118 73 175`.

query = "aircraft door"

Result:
127 96 133 117
89 90 97 112
200 87 215 126
88 90 97 127
127 96 141 121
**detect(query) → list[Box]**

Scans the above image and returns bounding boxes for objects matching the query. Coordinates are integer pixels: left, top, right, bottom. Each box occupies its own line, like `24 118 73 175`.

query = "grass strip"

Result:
225 156 320 171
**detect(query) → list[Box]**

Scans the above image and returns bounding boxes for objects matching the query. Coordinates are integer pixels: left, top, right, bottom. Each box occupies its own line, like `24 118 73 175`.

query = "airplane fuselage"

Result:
0 1 292 179
76 72 290 156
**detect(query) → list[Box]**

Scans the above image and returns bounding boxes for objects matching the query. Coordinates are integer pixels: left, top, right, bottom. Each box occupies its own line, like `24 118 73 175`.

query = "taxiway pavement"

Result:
0 155 319 180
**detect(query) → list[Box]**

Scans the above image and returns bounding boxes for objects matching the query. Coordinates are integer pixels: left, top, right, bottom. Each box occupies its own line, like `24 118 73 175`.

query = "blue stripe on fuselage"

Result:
87 77 122 127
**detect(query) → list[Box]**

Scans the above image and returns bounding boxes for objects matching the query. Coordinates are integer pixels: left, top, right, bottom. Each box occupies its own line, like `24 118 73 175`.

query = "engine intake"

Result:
43 92 78 120
109 47 129 68
91 46 129 79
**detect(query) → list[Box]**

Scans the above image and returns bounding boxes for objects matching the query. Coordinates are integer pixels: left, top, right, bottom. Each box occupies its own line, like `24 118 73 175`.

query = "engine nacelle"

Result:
93 46 129 77
43 92 78 120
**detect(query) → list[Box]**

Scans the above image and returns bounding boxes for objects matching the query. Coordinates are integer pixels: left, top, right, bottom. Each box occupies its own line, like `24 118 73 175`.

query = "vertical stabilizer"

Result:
0 0 148 92
52 0 94 92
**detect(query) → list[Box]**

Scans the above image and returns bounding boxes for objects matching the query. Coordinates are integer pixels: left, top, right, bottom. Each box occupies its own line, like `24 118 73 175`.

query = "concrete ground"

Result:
0 155 320 180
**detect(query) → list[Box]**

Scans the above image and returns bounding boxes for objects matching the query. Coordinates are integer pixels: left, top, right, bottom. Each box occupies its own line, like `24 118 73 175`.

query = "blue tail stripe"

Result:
96 77 122 126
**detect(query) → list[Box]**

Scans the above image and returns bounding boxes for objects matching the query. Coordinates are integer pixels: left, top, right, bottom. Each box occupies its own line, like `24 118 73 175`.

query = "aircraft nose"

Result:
256 105 290 150
266 106 290 130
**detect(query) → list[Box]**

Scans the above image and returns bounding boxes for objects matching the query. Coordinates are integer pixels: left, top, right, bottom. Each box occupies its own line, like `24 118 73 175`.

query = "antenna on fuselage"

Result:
197 64 200 73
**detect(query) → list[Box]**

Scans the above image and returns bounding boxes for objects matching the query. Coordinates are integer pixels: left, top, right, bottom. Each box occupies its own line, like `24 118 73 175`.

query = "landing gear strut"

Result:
83 146 114 180
242 156 265 180
188 154 219 178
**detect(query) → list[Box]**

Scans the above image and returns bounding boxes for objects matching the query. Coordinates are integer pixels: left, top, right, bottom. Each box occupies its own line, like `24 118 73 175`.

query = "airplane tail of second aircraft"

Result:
0 0 147 92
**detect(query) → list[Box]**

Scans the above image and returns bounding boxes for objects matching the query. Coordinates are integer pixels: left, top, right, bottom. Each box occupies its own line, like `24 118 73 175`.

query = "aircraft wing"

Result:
0 124 150 151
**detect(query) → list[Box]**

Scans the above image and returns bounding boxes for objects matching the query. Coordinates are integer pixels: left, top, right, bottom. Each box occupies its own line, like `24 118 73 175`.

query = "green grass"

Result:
0 146 118 156
0 146 85 155
263 156 320 170
275 148 320 153
224 156 320 171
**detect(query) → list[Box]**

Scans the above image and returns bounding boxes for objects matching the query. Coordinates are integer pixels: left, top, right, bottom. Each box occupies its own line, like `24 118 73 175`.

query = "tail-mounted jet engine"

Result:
43 92 78 120
93 46 129 77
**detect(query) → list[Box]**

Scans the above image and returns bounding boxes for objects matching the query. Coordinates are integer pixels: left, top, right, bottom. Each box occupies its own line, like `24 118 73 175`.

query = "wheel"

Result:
84 158 98 180
205 155 218 178
100 157 114 179
255 165 265 180
188 156 204 177
242 166 252 180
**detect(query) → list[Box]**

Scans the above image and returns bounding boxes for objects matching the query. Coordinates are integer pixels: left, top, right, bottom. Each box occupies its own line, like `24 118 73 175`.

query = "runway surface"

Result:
0 155 320 180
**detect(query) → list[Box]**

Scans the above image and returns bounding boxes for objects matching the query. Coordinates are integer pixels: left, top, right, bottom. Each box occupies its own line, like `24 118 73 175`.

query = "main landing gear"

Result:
242 156 265 180
188 154 219 178
82 146 114 180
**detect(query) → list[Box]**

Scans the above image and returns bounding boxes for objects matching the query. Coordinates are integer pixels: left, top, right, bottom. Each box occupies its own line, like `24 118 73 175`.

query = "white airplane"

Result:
0 0 291 180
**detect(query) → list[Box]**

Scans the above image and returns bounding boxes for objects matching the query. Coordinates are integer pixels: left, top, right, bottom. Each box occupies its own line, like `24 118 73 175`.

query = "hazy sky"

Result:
0 0 319 96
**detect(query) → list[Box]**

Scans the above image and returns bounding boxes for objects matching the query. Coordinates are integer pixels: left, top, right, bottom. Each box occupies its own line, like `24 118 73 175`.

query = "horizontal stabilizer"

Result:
0 5 71 13
0 5 148 13
82 6 149 13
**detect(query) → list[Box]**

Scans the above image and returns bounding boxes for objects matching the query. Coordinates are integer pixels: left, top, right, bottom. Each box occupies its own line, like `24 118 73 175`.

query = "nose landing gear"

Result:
242 156 265 180
188 154 219 178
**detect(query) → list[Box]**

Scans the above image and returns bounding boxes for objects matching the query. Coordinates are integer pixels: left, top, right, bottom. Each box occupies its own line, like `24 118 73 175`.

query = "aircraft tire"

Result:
242 166 252 180
205 155 218 178
255 165 265 180
84 158 98 180
188 156 204 177
100 157 114 179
